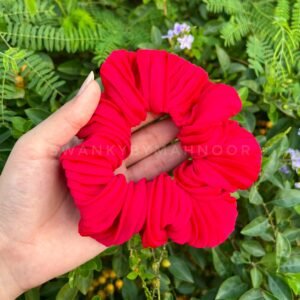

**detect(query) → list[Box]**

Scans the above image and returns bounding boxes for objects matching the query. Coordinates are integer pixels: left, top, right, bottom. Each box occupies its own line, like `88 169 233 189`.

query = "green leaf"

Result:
163 292 174 300
56 283 78 300
78 256 102 273
154 0 165 10
73 273 93 295
234 111 256 132
40 280 63 298
240 80 260 94
241 240 266 257
279 255 300 273
151 26 162 46
250 267 263 288
267 274 292 300
122 278 138 300
249 185 263 205
126 271 138 280
241 216 270 237
25 108 50 125
231 250 250 265
216 46 231 74
100 246 119 256
263 128 291 155
286 273 300 295
0 129 11 144
169 256 194 283
262 290 278 300
283 228 300 242
212 248 231 276
25 288 40 300
239 288 264 300
273 189 300 207
57 60 83 75
259 253 277 272
113 254 129 277
276 232 291 259
11 116 32 133
261 151 279 182
216 276 248 300
238 87 249 104
188 247 206 269
175 281 195 294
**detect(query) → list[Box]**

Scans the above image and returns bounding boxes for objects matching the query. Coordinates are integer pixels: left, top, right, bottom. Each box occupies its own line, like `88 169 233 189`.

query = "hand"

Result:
0 72 187 299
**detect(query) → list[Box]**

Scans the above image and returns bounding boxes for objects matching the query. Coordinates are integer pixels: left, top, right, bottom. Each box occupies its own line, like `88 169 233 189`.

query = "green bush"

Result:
1 0 300 299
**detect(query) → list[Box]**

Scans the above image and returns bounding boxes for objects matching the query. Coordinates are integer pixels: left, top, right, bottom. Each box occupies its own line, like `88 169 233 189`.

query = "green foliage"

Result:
205 0 300 119
1 0 299 299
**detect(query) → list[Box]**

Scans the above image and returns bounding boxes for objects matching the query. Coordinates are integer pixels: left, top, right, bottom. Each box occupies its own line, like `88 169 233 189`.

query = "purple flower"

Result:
173 22 190 35
279 165 290 174
162 29 175 39
162 22 191 40
177 34 194 50
295 182 300 189
287 148 300 170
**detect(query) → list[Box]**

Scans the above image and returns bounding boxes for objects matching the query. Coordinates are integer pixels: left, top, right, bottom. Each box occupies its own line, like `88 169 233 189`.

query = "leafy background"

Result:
0 0 300 299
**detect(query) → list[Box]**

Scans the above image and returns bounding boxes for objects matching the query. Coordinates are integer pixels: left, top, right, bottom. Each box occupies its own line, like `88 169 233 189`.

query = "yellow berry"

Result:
105 283 115 294
97 290 106 299
115 279 123 290
266 121 273 128
161 258 171 268
102 269 110 278
15 75 24 88
259 129 267 135
98 276 106 285
109 270 117 279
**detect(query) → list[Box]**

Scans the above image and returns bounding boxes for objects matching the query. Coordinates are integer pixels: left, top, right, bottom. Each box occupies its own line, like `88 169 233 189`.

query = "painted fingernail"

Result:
77 71 94 96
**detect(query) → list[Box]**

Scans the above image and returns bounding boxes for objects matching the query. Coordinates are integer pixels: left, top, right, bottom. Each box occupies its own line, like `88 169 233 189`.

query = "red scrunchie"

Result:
60 49 261 248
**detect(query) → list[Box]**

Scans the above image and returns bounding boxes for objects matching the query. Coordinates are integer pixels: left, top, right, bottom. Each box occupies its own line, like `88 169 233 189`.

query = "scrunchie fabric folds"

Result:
60 49 262 248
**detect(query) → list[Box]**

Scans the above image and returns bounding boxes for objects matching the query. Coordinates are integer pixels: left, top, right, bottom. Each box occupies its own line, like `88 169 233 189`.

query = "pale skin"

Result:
0 72 187 299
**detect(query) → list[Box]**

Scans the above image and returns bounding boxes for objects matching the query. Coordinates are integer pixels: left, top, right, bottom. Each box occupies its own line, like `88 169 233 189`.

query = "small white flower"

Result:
287 148 300 170
177 34 194 50
294 182 300 189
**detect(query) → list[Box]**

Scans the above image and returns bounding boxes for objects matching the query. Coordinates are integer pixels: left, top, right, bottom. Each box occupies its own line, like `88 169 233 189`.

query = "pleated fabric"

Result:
60 49 262 248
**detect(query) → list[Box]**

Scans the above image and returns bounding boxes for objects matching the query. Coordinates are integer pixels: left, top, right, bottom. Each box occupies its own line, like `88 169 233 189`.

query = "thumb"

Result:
24 71 101 155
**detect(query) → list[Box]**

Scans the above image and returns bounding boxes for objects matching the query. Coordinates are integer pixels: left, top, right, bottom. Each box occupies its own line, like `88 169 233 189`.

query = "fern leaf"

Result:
20 51 65 102
246 35 265 76
291 0 300 43
204 0 243 15
272 21 296 74
0 0 57 26
221 15 250 46
274 0 290 23
2 23 106 53
24 0 38 17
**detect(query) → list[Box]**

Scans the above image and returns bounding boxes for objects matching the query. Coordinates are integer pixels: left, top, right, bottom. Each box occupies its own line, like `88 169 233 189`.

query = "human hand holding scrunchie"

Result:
0 72 186 299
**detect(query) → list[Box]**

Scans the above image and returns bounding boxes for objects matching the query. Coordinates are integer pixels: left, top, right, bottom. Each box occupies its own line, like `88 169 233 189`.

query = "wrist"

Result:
0 232 24 299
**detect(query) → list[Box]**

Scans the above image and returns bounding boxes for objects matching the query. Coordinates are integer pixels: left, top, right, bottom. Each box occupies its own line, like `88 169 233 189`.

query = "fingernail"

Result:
77 71 94 96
